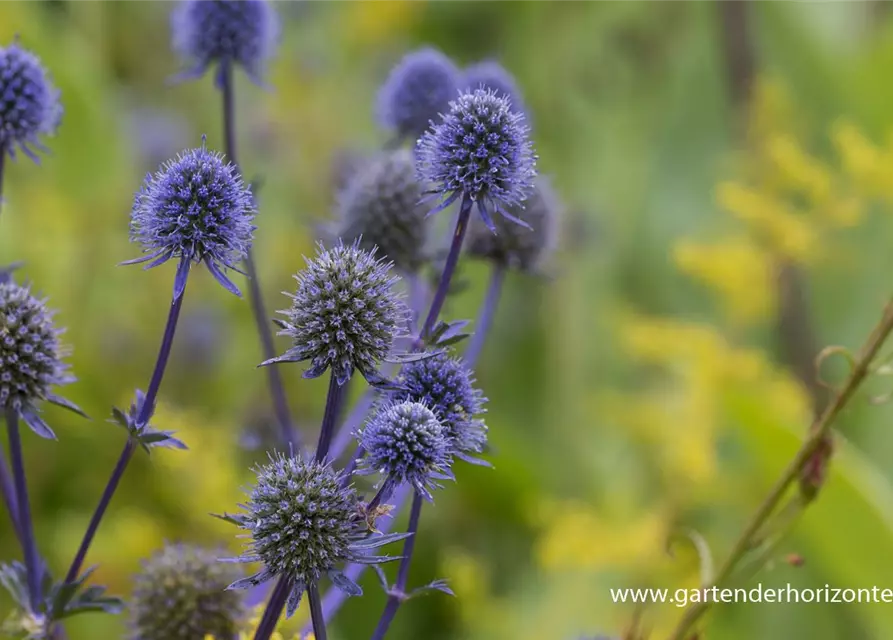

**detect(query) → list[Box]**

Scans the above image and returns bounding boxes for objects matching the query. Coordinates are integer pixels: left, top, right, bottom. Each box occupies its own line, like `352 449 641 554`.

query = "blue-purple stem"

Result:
463 263 505 368
6 409 40 610
219 59 299 451
252 577 291 640
307 585 328 640
370 491 423 640
0 440 22 545
65 288 185 585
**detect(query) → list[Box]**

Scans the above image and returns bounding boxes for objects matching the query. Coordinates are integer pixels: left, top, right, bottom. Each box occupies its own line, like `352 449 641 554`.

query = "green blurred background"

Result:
5 1 893 638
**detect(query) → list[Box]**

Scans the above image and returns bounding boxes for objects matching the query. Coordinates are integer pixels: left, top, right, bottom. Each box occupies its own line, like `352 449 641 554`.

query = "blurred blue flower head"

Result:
377 47 460 144
171 0 279 83
417 89 536 232
262 241 408 387
0 282 82 439
462 60 525 116
0 41 61 161
358 400 452 503
125 140 256 299
391 353 488 465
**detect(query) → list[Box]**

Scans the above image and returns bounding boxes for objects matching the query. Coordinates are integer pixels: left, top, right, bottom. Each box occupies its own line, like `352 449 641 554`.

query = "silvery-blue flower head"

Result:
171 0 279 83
391 353 488 464
334 149 431 273
462 60 525 116
129 543 246 640
0 41 61 161
377 47 460 144
0 282 83 439
125 140 256 299
227 453 409 617
417 89 536 232
357 400 452 502
262 241 408 387
467 176 560 272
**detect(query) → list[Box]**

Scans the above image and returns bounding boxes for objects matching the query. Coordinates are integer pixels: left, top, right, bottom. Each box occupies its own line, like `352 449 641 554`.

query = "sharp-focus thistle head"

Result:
171 0 279 84
357 400 452 502
0 41 61 161
462 60 525 116
467 177 560 272
0 282 82 439
262 241 408 387
377 47 460 144
227 453 408 617
391 353 488 464
125 140 256 299
417 89 537 232
335 149 430 273
129 543 246 640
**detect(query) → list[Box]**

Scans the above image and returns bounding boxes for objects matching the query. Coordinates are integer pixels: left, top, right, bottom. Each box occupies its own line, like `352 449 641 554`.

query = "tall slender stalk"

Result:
5 409 40 610
307 585 328 640
667 298 893 640
218 59 299 450
65 288 186 585
251 577 291 640
0 441 22 545
463 263 504 368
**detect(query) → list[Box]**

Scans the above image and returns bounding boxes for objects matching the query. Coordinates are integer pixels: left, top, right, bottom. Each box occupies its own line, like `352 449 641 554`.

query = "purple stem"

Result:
370 492 423 640
0 144 6 215
329 388 376 461
419 194 473 343
315 374 346 463
0 440 22 545
307 585 328 640
219 59 300 451
65 288 186 585
252 577 291 640
463 263 504 368
5 409 40 610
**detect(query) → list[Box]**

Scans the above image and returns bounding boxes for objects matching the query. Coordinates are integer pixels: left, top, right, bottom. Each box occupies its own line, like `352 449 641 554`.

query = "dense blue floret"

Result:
391 353 488 464
171 0 279 83
0 282 83 439
262 241 408 387
377 48 460 143
461 60 525 115
417 89 536 232
125 141 256 299
226 453 409 617
358 400 452 502
0 42 61 161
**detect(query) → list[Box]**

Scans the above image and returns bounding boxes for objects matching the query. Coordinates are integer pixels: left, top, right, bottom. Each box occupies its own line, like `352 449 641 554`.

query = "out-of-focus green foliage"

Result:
4 2 893 639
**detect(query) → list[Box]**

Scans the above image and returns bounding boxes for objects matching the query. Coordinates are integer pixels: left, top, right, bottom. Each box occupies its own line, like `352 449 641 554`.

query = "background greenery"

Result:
4 1 893 638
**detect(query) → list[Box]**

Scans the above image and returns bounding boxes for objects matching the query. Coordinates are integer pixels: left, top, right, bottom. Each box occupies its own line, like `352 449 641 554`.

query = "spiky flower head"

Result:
357 400 452 502
466 177 559 272
417 89 536 232
391 353 487 464
462 60 525 115
227 453 408 617
125 140 256 299
377 47 460 143
0 282 82 439
171 0 279 83
0 41 61 161
129 544 246 640
334 150 430 273
262 241 408 387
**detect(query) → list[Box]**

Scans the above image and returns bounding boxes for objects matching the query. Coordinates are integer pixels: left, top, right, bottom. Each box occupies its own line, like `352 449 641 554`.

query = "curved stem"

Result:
252 577 290 640
463 263 505 368
307 585 328 640
419 195 473 344
6 410 40 610
218 59 299 451
0 440 22 545
667 298 893 640
370 492 423 640
65 289 186 585
315 374 346 463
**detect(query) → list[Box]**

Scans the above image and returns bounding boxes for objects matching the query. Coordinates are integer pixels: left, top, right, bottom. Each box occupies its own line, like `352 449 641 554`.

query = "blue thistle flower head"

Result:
417 89 537 232
357 400 452 503
262 240 409 387
391 353 488 465
0 41 61 162
377 47 460 144
462 60 525 116
171 0 279 84
129 543 246 640
227 453 409 617
125 139 256 299
0 282 84 439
